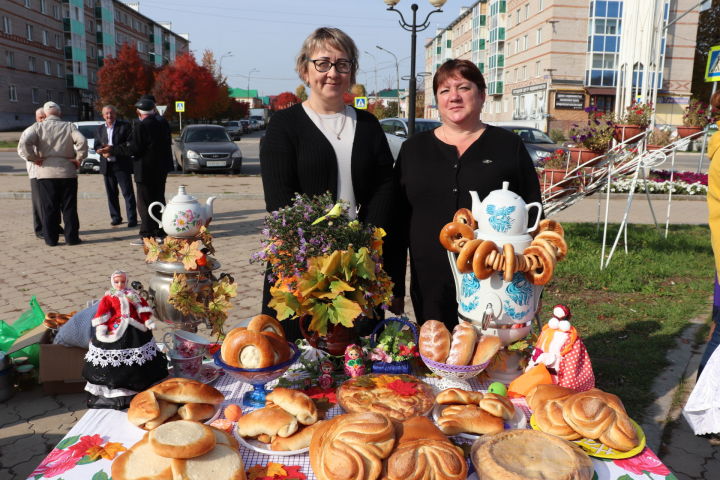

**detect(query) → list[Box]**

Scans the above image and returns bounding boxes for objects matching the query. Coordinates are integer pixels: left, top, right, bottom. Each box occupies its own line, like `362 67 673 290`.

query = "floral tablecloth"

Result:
27 372 677 480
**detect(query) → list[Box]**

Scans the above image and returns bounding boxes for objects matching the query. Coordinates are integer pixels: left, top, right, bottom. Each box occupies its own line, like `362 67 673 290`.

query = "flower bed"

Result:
608 170 708 195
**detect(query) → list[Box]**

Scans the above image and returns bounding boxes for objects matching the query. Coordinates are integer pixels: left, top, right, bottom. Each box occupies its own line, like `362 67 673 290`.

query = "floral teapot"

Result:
149 185 217 238
448 182 543 345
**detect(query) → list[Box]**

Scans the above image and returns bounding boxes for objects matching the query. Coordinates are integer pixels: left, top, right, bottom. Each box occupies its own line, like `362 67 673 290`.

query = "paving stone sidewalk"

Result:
0 172 716 479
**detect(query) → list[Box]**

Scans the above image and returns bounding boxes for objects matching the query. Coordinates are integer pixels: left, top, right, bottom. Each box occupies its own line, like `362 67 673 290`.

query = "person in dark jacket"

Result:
259 27 395 340
94 105 137 228
98 97 171 244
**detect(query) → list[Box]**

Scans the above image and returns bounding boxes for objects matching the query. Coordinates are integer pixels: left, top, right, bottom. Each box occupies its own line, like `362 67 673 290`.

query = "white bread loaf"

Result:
418 320 451 362
445 322 478 366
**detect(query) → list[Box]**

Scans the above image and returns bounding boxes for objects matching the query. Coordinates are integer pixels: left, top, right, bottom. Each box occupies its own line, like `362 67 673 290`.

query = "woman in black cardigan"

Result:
259 27 395 340
385 59 542 330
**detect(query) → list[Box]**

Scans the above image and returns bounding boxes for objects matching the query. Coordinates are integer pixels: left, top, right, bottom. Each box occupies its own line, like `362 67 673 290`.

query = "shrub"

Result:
683 99 714 128
568 107 615 153
620 101 653 128
549 128 566 143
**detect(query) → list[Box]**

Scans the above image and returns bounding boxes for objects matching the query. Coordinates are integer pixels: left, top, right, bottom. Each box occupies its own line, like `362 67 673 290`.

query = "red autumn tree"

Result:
271 92 301 111
152 52 219 120
96 43 154 118
200 49 232 120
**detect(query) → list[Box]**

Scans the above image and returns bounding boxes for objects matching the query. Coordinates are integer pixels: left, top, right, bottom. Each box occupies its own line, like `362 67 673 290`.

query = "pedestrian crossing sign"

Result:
175 101 185 112
354 96 368 109
705 45 720 82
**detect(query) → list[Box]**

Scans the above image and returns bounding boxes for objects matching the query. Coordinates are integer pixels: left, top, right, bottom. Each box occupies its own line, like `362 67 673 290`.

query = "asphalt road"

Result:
0 131 263 176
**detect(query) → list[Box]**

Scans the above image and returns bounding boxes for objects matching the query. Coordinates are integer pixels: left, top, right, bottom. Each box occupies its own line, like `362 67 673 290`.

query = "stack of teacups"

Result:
163 330 211 380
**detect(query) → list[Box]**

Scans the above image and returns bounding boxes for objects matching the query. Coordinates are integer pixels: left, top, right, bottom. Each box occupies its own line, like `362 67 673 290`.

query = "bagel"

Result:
502 244 516 282
472 240 497 280
453 208 478 230
247 314 285 338
456 239 481 273
523 245 555 285
535 219 565 237
439 222 474 253
534 230 568 260
531 238 558 263
220 329 274 368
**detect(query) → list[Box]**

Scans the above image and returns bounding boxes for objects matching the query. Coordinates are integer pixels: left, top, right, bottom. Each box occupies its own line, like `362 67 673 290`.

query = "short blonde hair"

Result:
295 27 359 85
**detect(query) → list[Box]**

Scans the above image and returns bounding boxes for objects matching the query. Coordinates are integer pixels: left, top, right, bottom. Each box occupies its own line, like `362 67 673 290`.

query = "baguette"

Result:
445 322 478 366
418 320 451 363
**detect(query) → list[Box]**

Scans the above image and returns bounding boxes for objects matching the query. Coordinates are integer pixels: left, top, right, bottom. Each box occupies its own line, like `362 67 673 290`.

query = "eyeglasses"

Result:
309 59 353 74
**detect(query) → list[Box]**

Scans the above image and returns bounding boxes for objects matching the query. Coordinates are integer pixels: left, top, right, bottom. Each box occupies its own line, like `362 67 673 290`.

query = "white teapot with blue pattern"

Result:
448 182 543 346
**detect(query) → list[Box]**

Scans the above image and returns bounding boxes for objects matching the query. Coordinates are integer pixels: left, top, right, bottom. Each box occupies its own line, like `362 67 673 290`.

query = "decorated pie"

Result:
336 374 435 422
471 429 594 480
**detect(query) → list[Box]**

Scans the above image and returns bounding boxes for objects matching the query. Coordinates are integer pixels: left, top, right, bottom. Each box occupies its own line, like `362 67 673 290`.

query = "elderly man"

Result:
94 105 137 227
17 107 46 239
18 101 87 246
99 97 171 245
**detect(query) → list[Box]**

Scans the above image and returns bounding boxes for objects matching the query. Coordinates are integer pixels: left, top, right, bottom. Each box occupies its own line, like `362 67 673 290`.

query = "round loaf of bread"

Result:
111 434 173 480
220 329 274 368
247 314 285 338
418 320 451 363
170 443 244 480
149 378 224 405
149 420 216 459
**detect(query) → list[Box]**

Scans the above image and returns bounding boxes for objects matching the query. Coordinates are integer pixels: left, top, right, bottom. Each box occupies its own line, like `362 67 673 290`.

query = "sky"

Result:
136 0 465 97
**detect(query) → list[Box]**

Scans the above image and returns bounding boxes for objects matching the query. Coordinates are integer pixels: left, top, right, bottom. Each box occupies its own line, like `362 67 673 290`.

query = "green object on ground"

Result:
488 381 507 396
0 296 45 367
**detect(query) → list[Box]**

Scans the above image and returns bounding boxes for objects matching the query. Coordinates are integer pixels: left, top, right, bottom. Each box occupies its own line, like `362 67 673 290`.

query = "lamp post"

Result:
218 51 233 76
247 68 259 107
363 50 378 99
376 45 400 117
381 0 446 137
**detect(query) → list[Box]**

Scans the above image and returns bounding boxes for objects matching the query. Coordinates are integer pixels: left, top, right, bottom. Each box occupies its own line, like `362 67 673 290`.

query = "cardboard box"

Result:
9 325 87 394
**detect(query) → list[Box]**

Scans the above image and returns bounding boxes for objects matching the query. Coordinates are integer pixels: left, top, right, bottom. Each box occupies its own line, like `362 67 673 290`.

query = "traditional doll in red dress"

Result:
82 271 168 409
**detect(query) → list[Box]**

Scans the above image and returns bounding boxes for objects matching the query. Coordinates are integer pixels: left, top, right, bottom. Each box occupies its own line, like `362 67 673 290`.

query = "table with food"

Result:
25 185 676 480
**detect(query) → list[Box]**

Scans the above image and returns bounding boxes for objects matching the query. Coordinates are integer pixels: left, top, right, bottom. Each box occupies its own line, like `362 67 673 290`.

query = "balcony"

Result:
66 73 88 90
488 81 504 95
62 18 85 36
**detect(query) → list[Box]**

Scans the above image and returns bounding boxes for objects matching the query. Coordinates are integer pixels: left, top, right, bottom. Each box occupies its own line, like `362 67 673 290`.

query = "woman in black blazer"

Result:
259 27 395 340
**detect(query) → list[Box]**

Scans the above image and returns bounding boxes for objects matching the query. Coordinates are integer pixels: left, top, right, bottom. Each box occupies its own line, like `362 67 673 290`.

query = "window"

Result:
9 85 17 102
57 63 63 77
40 0 47 14
53 5 60 19
536 28 542 45
44 59 51 75
539 0 544 11
42 30 48 46
2 16 11 35
26 24 33 41
58 91 64 105
516 9 520 25
25 0 31 8
522 65 527 80
535 61 540 76
70 91 78 107
46 89 52 101
32 88 39 104
523 35 528 50
55 34 61 49
514 68 518 82
90 45 95 58
515 38 519 53
524 4 529 20
6 51 14 67
28 56 37 72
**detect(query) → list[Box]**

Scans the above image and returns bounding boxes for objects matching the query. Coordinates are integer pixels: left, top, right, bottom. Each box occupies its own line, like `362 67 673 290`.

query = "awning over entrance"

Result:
586 87 616 96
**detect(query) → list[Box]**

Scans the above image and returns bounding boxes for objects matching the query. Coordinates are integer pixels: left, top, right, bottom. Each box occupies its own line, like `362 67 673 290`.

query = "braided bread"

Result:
435 388 484 405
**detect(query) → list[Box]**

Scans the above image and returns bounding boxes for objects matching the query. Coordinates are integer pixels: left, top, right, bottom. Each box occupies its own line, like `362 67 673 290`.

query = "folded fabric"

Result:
682 346 720 435
53 303 97 349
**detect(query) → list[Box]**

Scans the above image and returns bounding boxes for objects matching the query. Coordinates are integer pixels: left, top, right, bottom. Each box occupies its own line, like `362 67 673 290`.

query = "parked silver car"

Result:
379 117 442 160
73 120 104 173
499 126 566 166
172 124 242 173
223 121 243 140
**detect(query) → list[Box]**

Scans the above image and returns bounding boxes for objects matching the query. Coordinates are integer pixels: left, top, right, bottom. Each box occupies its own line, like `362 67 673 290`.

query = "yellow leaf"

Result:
319 250 342 276
329 279 354 294
178 240 204 270
144 238 161 262
329 296 362 328
266 463 287 477
308 303 330 335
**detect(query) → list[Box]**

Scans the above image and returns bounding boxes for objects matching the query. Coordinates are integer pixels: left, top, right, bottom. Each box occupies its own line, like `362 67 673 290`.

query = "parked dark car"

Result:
499 125 565 166
223 121 243 140
172 124 243 173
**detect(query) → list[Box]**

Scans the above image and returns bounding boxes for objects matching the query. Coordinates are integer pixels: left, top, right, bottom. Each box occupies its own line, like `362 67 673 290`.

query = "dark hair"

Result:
433 59 486 97
711 91 720 111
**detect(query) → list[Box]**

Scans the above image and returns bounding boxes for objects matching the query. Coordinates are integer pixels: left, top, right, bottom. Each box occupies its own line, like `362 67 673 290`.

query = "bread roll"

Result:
235 404 299 438
270 420 326 451
395 416 448 444
445 322 478 366
128 390 160 427
478 392 515 420
149 420 216 459
170 444 244 480
220 329 274 368
149 378 224 405
437 405 504 436
144 400 180 430
177 403 216 422
111 434 173 480
266 387 318 425
261 331 292 365
526 384 576 412
562 389 638 451
471 335 502 365
309 413 395 480
435 388 484 405
533 397 582 441
418 320 451 362
384 439 467 480
209 426 239 450
247 314 285 338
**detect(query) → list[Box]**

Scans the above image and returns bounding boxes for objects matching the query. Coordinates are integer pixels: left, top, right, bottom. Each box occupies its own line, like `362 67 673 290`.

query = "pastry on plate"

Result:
336 374 434 422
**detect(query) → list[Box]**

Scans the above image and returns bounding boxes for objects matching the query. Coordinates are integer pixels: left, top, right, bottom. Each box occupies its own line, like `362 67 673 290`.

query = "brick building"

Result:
0 0 189 131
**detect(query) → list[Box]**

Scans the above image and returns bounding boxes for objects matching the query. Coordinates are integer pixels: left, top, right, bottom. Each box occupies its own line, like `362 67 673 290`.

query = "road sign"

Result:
705 45 720 82
156 105 167 116
175 101 185 112
354 96 368 109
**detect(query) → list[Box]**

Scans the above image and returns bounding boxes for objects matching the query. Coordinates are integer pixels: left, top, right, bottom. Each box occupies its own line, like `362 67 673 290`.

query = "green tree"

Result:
295 84 308 101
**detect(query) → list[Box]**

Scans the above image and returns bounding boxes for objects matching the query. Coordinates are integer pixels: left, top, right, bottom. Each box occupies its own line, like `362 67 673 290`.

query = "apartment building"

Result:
0 0 189 130
424 0 699 133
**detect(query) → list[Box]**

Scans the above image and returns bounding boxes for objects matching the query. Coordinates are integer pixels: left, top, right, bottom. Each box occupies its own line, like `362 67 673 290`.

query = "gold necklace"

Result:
312 105 348 140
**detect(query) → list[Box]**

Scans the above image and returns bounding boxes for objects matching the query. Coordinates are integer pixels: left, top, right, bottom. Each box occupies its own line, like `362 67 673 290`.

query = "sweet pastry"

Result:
235 404 299 438
144 400 180 430
336 374 435 422
471 429 593 480
149 378 224 405
435 388 484 405
533 396 582 441
261 331 293 364
247 314 285 338
270 420 326 451
111 434 173 480
445 322 478 366
170 443 245 480
266 387 318 425
177 403 216 422
436 405 504 436
385 416 467 480
220 329 274 368
470 335 502 365
418 320 451 362
562 389 638 451
309 412 395 480
128 390 161 427
149 420 216 459
478 392 515 420
526 384 576 412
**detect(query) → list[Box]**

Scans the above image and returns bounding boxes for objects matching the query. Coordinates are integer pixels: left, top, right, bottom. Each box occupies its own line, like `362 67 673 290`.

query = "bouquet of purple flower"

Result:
568 106 616 153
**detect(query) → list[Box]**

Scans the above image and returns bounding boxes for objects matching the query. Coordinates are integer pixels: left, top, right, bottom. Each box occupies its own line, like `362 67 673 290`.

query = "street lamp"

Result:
381 0 446 136
376 45 400 116
247 68 259 106
363 50 378 98
218 51 233 75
